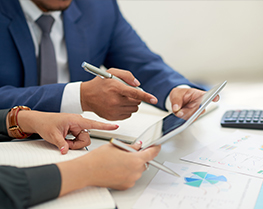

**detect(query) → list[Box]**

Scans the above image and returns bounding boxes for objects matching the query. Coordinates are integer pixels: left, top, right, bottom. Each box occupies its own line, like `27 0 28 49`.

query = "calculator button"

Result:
225 119 237 122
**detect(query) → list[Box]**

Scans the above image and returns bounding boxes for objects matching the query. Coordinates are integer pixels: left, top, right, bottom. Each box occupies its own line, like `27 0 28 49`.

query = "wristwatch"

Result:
8 106 32 139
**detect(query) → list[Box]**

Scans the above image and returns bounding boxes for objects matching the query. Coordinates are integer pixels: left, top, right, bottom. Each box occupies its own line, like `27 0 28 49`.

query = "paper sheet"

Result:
181 130 263 178
133 162 263 209
82 102 168 143
0 140 87 167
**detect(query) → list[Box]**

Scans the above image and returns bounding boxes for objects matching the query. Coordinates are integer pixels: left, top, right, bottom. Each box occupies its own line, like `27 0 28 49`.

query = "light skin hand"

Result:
81 68 158 121
169 87 220 119
57 143 161 196
13 111 118 154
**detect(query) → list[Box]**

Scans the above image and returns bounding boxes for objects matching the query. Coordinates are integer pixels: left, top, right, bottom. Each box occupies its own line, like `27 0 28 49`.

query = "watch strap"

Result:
8 106 32 139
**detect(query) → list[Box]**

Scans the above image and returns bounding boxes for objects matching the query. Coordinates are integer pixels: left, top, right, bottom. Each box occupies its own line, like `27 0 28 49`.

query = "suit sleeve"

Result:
0 109 12 142
0 164 61 209
104 1 202 110
0 84 66 112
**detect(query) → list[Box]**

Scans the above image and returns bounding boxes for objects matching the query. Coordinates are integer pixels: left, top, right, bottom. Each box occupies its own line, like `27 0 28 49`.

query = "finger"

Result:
130 141 143 151
120 86 158 105
137 145 161 162
67 137 90 150
169 89 185 112
60 142 69 155
213 95 220 102
52 135 69 155
108 68 141 87
81 118 119 130
117 96 141 107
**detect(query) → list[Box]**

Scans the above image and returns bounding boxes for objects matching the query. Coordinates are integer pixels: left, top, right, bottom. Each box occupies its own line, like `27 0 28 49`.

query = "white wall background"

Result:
118 0 263 85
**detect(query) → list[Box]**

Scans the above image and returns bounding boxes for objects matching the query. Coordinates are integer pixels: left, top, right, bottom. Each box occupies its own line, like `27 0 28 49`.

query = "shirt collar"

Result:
19 0 61 22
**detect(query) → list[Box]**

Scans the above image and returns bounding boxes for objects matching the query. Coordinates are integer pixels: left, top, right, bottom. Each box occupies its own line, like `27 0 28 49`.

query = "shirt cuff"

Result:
23 164 61 207
165 85 191 111
60 82 83 114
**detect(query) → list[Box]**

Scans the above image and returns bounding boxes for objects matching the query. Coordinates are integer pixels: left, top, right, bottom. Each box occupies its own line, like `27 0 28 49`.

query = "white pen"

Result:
81 61 143 91
110 138 180 177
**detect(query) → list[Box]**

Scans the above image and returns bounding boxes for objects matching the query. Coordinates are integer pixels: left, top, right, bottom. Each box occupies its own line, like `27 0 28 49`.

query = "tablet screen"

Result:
134 81 227 149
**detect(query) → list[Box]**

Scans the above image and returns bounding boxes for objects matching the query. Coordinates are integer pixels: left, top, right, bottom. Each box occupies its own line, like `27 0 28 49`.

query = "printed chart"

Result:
181 131 263 178
133 162 263 209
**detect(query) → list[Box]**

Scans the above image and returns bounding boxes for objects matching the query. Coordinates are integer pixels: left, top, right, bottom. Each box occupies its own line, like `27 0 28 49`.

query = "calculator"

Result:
221 110 263 130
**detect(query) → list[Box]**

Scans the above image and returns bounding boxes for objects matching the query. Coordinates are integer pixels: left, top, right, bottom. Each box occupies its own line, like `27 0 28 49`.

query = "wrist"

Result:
57 156 90 196
7 106 33 139
80 82 93 112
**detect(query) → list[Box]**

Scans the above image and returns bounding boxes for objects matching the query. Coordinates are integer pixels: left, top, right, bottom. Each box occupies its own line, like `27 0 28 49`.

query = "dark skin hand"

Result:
80 68 158 121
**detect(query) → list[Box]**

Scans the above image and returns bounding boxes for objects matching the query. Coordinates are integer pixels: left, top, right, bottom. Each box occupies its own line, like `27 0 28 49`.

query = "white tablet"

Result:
133 81 227 149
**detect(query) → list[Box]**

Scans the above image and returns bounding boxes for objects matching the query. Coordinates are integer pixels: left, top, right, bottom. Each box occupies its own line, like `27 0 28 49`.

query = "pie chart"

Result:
184 172 227 188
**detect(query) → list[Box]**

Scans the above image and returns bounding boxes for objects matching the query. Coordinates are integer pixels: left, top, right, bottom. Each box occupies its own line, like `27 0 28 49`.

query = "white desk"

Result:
90 82 263 209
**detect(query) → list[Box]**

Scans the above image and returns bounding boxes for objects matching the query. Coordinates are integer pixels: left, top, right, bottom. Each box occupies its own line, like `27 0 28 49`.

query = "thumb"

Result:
54 136 69 155
130 141 143 151
137 145 161 162
169 88 185 113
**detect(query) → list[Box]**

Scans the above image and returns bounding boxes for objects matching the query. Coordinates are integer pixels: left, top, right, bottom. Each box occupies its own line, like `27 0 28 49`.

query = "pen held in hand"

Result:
110 138 180 177
81 61 143 91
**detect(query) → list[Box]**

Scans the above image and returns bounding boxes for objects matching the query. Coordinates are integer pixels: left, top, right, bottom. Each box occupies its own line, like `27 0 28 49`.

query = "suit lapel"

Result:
8 15 38 86
2 0 38 87
63 1 93 82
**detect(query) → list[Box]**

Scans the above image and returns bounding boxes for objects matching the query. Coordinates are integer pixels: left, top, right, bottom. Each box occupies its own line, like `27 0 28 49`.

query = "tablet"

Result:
133 81 227 149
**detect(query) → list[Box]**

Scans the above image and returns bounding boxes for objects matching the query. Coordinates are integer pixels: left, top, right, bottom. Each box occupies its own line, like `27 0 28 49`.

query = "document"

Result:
82 102 168 143
0 140 116 209
181 130 263 178
133 162 263 209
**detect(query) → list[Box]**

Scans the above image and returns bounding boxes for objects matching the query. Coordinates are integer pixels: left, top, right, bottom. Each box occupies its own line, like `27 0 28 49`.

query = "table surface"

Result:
89 81 263 209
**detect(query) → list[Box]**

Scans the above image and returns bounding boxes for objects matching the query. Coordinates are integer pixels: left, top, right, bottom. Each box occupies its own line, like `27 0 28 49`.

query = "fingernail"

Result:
136 141 142 145
133 78 140 86
176 111 184 117
150 98 157 104
115 125 119 128
172 104 180 112
60 147 65 154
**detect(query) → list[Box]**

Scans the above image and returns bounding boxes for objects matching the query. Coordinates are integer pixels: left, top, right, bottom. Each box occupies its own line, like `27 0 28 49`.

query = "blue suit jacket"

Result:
0 0 200 112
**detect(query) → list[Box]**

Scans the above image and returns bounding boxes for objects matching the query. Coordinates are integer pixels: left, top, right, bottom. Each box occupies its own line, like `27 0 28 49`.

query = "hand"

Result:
169 87 220 119
57 142 161 196
80 68 158 120
16 111 118 154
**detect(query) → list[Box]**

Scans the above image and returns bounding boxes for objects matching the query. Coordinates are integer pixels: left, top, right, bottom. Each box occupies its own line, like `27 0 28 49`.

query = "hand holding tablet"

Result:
134 81 227 149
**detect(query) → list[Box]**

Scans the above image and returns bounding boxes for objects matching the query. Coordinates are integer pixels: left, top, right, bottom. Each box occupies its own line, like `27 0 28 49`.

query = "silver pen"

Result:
81 61 143 91
110 138 180 177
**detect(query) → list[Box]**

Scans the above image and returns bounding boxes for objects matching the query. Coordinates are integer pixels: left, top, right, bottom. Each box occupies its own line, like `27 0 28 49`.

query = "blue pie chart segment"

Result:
184 172 227 188
185 179 203 187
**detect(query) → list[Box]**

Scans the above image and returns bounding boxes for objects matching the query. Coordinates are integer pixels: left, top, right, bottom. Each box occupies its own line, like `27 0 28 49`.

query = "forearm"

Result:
56 157 89 196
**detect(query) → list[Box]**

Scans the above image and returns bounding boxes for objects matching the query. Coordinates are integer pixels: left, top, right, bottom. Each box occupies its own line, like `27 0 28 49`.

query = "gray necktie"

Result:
36 15 57 85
